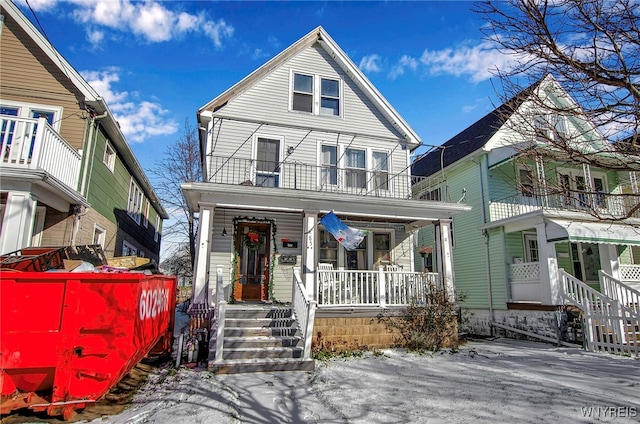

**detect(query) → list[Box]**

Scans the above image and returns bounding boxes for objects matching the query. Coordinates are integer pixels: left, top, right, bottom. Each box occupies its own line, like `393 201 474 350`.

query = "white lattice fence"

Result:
620 265 640 282
510 262 540 281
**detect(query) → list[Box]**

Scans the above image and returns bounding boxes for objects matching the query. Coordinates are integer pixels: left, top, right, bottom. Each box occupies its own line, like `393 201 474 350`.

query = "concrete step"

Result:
225 307 292 319
225 317 295 328
224 336 301 349
211 358 315 374
224 326 299 337
223 346 304 360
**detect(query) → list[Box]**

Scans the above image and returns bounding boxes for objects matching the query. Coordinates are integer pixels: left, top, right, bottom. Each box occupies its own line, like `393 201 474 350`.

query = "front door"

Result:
571 242 601 289
234 222 270 301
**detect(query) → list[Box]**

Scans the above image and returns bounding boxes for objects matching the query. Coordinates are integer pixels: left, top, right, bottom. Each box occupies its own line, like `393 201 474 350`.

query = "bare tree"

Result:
150 119 202 268
474 0 640 221
475 0 640 151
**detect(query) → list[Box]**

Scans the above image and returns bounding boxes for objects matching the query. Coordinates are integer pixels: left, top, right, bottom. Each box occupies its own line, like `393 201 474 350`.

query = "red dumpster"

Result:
0 271 177 420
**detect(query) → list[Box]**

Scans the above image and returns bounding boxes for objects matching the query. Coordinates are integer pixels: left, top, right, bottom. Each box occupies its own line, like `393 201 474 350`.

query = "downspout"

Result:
476 155 494 336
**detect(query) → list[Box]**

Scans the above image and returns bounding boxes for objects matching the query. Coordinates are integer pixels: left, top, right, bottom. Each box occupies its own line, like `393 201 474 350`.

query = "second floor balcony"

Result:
206 155 445 202
490 189 640 222
1 115 81 191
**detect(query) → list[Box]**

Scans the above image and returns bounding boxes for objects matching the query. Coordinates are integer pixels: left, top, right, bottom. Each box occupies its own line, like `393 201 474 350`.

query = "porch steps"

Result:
210 305 314 374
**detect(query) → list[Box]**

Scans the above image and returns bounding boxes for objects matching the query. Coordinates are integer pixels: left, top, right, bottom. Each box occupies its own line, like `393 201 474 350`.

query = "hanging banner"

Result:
320 212 367 251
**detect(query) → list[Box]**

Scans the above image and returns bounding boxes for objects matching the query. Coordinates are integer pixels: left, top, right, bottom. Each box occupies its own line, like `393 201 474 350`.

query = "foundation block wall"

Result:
312 317 401 350
463 308 565 341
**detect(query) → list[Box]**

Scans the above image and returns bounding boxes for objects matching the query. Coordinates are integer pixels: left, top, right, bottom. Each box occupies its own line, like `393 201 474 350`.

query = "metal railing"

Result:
1 116 81 189
560 269 638 356
207 155 445 201
316 267 442 307
291 269 316 359
489 191 640 221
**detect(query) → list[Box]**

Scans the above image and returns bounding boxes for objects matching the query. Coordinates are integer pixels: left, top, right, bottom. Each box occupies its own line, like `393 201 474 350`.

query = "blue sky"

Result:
15 0 512 256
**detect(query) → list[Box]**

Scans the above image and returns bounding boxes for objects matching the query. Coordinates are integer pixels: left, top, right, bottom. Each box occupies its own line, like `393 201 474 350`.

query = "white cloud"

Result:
419 41 514 83
462 104 477 113
81 69 178 143
389 55 419 79
359 54 382 73
65 0 233 47
87 29 105 47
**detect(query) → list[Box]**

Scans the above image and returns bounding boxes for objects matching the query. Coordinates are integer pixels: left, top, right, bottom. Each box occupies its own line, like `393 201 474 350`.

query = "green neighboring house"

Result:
0 0 168 261
412 75 640 353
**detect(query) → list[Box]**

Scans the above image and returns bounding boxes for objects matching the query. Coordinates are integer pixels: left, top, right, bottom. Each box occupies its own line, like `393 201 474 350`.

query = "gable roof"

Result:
1 0 168 219
412 78 544 178
197 26 420 146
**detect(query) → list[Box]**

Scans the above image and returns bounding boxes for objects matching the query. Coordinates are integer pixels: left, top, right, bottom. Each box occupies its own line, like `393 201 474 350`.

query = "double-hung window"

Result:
291 71 341 117
254 137 281 187
103 142 115 172
345 148 366 190
372 151 389 191
320 144 338 186
127 178 143 224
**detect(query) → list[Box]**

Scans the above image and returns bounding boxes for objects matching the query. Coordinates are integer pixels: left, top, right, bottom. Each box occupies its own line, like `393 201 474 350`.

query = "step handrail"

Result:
291 269 316 359
560 269 638 356
600 270 640 316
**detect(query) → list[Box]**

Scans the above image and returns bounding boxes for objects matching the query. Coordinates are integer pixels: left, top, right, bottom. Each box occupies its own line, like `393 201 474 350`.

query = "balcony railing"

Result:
1 116 81 190
207 155 445 201
490 191 640 222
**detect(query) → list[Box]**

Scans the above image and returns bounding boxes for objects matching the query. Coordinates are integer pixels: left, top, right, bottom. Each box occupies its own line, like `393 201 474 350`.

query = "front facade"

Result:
183 27 471 362
413 75 640 352
0 0 168 261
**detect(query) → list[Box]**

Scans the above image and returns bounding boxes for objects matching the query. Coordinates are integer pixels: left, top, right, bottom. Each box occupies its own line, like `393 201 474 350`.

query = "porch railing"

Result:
560 269 638 356
1 116 82 190
206 155 445 201
291 269 316 359
509 262 542 302
600 270 640 316
316 267 442 307
489 191 640 221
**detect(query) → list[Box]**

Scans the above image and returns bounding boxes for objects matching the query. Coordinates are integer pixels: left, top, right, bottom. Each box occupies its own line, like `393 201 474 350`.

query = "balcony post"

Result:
28 117 47 170
435 219 455 303
302 210 318 298
192 205 214 306
536 223 560 305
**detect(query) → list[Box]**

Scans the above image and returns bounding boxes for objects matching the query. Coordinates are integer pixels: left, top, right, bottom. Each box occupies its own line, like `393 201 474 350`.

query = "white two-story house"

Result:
182 27 471 371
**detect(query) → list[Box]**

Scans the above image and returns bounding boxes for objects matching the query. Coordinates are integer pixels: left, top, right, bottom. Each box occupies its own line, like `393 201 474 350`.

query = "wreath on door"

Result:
244 231 264 251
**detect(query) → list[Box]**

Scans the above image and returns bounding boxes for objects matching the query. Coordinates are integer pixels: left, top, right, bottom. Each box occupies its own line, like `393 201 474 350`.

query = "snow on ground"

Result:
83 338 639 424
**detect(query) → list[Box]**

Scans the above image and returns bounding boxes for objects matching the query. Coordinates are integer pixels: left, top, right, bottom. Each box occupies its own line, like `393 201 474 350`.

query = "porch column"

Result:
0 191 36 255
302 210 318 297
434 219 455 302
536 223 560 305
191 204 214 306
598 244 621 281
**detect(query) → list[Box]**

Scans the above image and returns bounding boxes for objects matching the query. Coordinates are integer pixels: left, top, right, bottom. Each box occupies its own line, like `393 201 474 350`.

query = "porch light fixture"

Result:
221 208 228 236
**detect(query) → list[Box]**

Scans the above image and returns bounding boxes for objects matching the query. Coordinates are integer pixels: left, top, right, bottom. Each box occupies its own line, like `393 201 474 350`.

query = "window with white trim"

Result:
290 71 341 117
320 144 338 186
93 224 106 247
127 179 143 224
254 137 281 187
122 240 137 256
372 151 389 191
103 142 115 172
345 148 366 189
319 226 395 270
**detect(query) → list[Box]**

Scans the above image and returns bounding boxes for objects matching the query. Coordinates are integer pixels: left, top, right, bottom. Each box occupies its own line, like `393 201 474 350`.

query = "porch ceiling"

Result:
546 218 640 246
181 182 471 224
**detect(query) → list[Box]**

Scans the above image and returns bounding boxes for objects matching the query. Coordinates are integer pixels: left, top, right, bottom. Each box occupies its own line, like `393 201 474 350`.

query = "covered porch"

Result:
490 210 640 305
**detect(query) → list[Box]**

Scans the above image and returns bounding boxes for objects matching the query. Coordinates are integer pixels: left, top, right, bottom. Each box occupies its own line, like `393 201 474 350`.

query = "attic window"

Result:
292 73 313 113
291 71 341 117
